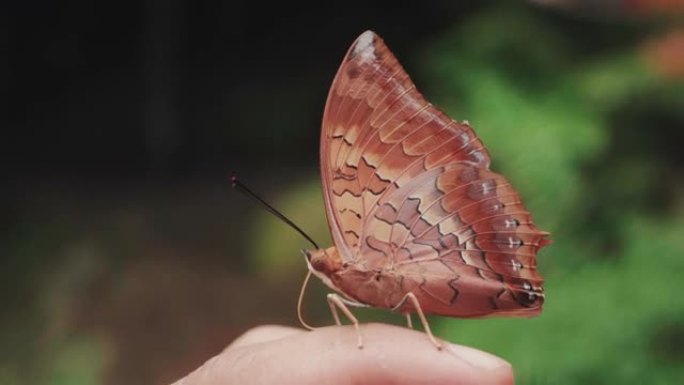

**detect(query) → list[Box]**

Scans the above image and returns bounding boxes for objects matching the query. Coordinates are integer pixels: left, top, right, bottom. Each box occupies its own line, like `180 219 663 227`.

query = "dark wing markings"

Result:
340 208 362 219
333 188 363 198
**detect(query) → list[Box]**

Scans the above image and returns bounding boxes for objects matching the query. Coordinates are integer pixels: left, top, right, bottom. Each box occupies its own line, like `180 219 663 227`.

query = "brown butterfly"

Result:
301 30 550 349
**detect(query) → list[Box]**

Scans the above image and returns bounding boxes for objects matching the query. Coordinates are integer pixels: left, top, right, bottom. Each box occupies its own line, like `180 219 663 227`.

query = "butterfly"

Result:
302 30 550 349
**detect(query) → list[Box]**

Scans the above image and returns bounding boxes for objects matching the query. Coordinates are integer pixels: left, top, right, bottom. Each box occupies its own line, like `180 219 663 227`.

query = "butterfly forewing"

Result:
320 31 549 317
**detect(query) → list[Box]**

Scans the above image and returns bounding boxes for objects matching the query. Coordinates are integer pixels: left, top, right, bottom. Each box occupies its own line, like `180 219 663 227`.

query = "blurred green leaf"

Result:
247 176 332 279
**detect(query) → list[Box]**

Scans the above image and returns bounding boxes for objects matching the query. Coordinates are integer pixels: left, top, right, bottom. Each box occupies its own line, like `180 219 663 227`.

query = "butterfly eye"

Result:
305 249 324 271
307 248 343 276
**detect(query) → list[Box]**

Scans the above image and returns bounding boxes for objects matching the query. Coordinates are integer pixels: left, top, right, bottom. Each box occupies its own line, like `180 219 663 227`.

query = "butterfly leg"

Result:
327 293 364 349
404 312 413 329
393 292 442 350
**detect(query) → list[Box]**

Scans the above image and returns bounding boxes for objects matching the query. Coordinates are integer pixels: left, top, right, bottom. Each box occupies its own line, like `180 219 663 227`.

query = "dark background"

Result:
4 1 684 384
6 1 483 177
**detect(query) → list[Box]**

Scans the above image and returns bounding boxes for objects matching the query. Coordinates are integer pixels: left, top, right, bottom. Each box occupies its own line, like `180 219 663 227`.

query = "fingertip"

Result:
445 343 512 370
226 324 304 350
186 323 515 385
307 323 515 385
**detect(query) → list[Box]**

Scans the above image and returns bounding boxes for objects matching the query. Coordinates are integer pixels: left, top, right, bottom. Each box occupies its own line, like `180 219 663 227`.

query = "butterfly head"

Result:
302 247 348 293
303 246 344 276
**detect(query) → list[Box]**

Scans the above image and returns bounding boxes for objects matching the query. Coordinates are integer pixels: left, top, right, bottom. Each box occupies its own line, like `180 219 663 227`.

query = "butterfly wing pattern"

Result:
308 31 550 320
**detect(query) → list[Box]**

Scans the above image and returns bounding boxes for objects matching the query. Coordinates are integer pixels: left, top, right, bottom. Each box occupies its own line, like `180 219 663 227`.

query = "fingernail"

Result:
446 343 511 370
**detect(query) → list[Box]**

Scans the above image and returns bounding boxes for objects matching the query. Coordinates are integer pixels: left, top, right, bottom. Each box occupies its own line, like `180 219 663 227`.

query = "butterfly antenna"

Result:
233 175 319 330
231 175 319 249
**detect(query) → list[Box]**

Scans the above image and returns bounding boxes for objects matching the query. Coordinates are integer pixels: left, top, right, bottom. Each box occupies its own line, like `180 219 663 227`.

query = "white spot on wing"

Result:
353 31 376 61
471 151 486 163
481 182 490 195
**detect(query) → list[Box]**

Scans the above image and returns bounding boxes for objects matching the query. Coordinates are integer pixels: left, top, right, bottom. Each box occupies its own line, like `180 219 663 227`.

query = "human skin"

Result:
171 323 514 385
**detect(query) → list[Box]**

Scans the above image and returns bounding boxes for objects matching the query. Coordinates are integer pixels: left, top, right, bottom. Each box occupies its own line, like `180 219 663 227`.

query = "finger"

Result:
179 323 513 385
226 324 304 350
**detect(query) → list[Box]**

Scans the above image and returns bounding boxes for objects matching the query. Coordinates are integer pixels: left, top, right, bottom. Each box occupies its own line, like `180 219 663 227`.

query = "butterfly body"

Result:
308 31 549 322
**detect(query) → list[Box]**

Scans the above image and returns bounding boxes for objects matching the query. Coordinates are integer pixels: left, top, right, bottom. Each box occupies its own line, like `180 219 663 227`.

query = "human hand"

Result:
171 323 513 385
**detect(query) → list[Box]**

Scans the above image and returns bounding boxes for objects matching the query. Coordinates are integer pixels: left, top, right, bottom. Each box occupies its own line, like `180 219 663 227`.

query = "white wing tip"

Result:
351 30 377 60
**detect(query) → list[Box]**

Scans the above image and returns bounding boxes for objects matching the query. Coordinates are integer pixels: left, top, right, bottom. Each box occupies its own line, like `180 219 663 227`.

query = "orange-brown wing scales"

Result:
394 262 542 317
397 165 546 276
320 31 549 317
381 163 547 313
322 33 413 254
322 32 490 255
